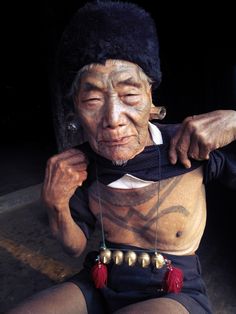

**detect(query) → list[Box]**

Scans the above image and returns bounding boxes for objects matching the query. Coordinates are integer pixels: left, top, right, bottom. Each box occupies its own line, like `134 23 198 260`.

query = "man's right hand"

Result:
42 148 88 210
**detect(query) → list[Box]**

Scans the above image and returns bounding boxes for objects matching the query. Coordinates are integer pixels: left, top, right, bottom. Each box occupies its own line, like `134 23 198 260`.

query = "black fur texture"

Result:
56 0 162 97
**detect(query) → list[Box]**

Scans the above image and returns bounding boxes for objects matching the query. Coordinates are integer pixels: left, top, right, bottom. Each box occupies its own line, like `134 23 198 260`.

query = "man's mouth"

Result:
99 136 133 146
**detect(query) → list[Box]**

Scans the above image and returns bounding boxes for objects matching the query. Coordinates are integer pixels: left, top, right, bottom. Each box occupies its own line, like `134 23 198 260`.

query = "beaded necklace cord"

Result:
91 145 183 293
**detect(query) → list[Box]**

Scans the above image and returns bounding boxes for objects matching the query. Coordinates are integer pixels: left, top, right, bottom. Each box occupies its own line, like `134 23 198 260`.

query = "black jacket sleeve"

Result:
203 141 236 189
69 186 97 239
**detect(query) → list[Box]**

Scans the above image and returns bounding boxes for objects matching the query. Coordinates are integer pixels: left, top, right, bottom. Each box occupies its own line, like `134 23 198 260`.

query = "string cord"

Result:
154 145 161 253
95 157 106 248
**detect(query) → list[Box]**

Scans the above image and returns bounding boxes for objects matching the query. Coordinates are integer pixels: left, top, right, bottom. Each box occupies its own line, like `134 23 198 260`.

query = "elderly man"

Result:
8 1 236 314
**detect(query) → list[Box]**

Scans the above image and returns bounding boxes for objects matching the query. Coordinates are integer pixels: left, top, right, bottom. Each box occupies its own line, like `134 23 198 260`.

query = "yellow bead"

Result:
112 250 124 265
151 252 165 269
99 249 112 264
138 252 151 268
124 251 137 266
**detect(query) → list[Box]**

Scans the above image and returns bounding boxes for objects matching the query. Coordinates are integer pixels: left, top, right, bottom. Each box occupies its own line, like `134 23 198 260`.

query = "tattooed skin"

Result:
89 167 206 255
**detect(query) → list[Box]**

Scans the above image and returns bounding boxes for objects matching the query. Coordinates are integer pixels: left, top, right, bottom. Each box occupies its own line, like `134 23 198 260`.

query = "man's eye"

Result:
82 98 101 103
122 94 140 102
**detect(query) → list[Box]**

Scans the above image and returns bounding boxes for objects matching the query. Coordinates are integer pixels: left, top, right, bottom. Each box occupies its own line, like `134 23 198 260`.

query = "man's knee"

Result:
6 282 88 314
114 297 189 314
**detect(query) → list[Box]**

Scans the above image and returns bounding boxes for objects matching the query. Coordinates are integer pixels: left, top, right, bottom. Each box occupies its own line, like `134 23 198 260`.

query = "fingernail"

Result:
185 161 191 168
169 156 176 165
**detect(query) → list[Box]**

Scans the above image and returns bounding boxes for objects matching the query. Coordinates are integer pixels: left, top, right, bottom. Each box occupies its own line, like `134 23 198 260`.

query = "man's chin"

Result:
96 143 145 163
96 148 132 163
111 159 128 166
99 150 138 165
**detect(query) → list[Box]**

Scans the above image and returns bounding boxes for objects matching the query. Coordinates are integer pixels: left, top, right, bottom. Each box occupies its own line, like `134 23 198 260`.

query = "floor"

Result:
0 200 100 313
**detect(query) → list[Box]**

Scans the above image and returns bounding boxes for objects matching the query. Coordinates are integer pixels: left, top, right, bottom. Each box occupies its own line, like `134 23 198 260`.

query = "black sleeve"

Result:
203 141 236 189
69 186 97 239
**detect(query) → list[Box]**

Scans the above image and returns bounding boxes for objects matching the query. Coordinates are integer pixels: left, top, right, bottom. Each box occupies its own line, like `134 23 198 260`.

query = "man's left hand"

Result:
169 110 236 168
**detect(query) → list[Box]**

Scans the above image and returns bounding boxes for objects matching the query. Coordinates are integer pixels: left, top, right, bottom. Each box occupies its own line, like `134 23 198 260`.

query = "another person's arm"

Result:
169 110 236 168
42 149 88 257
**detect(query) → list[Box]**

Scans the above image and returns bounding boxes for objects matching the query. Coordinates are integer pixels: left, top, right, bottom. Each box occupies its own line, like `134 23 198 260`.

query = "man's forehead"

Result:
80 60 145 87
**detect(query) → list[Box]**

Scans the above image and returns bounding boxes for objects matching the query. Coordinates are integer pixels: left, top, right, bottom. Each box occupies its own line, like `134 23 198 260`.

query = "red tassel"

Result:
91 261 108 288
163 266 183 293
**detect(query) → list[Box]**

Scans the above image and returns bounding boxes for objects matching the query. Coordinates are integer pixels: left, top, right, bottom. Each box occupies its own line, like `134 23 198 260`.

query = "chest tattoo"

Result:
89 175 189 238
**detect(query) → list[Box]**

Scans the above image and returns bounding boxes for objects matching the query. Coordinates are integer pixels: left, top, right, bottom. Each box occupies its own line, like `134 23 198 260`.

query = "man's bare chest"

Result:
88 167 206 254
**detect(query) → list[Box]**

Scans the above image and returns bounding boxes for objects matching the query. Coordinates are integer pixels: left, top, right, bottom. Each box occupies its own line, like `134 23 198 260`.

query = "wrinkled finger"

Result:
169 116 194 165
73 163 88 171
198 142 210 160
53 148 81 160
174 126 193 168
48 153 87 175
55 150 87 164
48 149 87 167
169 128 183 165
78 171 88 185
175 116 201 167
175 142 192 168
188 136 200 160
64 153 88 166
70 170 88 187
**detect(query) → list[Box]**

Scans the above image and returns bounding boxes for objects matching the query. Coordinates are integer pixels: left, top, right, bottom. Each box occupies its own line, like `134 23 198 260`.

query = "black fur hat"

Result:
54 1 162 150
56 0 161 96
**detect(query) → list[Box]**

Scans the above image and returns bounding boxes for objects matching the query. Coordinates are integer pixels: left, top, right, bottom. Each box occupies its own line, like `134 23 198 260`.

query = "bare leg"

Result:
6 282 88 314
114 297 189 314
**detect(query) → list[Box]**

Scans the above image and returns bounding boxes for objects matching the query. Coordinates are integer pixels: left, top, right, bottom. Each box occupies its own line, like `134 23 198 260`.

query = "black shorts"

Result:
68 243 212 314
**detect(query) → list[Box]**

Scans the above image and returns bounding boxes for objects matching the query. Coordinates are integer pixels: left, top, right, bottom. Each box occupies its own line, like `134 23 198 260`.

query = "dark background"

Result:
2 0 235 209
2 2 235 228
1 0 236 311
2 0 236 145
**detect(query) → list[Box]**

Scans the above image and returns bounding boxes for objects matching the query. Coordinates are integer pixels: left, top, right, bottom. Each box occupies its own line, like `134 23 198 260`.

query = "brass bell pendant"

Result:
99 248 112 264
124 250 137 266
138 252 151 268
112 250 124 265
151 252 165 269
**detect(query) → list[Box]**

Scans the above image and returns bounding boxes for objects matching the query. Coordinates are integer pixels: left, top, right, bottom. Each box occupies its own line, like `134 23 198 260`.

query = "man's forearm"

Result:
47 205 87 257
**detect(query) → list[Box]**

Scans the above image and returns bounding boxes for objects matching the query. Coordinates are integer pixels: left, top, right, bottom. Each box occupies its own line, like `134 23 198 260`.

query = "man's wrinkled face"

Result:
74 60 153 163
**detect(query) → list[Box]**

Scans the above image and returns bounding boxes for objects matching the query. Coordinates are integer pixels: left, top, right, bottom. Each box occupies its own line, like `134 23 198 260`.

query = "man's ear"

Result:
149 104 166 120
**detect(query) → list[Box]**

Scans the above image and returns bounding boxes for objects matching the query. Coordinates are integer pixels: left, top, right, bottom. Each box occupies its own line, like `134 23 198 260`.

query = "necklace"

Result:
91 145 183 293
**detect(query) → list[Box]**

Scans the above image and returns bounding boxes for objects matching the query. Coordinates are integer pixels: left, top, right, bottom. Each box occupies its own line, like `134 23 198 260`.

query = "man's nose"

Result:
102 95 126 129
